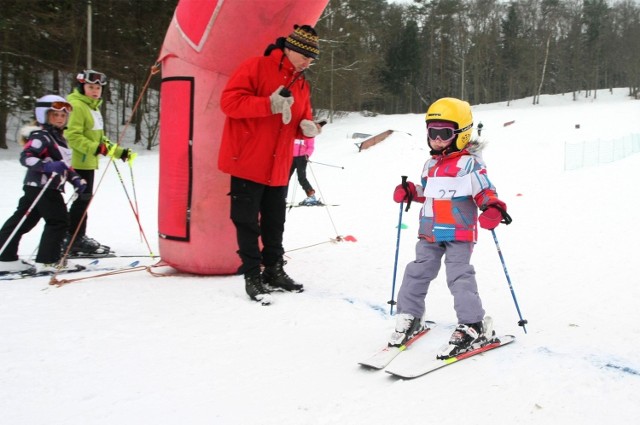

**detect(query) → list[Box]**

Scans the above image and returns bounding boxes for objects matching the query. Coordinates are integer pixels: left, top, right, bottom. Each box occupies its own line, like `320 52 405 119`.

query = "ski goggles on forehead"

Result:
78 70 107 85
35 101 73 113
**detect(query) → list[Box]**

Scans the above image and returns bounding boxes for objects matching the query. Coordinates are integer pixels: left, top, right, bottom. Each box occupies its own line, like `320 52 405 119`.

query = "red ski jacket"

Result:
218 49 313 186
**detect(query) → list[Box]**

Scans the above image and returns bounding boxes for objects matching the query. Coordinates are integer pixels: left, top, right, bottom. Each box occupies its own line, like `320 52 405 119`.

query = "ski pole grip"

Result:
400 175 412 212
495 205 513 225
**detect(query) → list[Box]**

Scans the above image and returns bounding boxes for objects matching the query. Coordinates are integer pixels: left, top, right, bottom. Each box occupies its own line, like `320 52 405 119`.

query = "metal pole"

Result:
491 229 528 333
388 176 409 315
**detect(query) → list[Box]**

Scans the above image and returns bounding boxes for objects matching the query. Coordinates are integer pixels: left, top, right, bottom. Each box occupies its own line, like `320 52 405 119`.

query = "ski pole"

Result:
128 157 140 217
389 175 408 315
287 177 299 212
0 173 57 258
491 229 528 333
308 160 344 169
111 159 155 257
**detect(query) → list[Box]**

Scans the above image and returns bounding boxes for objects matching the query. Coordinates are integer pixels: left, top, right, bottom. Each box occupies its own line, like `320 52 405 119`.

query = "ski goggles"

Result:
77 70 107 85
427 125 458 142
427 123 473 142
35 101 73 113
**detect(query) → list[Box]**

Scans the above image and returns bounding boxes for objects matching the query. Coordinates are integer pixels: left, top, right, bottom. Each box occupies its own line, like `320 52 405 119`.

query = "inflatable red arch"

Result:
157 0 328 275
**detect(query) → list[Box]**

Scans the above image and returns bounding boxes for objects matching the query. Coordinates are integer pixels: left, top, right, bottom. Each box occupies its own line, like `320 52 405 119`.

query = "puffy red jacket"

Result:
218 49 313 186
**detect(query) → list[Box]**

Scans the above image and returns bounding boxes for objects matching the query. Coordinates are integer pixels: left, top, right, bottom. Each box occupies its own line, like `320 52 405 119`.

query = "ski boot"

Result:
66 235 112 258
0 260 36 275
298 189 323 206
388 313 425 347
36 259 84 274
437 316 495 359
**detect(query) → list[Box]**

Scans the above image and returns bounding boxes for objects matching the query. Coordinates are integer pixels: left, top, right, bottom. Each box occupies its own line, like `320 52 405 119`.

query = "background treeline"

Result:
312 0 640 117
0 0 176 149
1 0 639 148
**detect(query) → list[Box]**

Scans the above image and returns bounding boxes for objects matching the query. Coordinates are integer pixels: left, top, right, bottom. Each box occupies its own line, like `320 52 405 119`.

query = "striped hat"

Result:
284 25 319 59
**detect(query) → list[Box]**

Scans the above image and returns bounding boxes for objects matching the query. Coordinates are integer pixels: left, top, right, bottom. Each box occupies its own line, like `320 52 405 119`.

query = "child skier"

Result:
389 97 510 359
289 136 317 205
0 95 87 274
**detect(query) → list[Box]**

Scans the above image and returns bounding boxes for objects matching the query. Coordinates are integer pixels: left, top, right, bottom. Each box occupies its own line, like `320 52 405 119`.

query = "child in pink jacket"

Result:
289 137 316 204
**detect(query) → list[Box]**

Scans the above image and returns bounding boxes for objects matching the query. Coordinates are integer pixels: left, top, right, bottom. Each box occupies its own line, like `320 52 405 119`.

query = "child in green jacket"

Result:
65 70 133 256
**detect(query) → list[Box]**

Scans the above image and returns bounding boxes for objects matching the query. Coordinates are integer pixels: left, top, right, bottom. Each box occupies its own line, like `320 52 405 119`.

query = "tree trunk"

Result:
0 31 9 149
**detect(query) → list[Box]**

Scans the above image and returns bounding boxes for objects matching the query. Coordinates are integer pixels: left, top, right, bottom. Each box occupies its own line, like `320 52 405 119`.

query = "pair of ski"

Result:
0 259 140 281
359 321 515 379
288 202 339 208
66 252 117 259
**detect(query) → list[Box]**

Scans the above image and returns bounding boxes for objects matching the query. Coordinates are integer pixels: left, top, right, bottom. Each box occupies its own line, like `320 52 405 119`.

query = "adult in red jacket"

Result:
219 24 322 305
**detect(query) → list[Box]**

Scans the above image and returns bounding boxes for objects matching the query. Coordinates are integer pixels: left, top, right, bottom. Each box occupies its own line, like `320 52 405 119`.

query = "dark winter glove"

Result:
120 148 131 162
479 199 511 229
71 176 88 194
95 142 109 156
270 85 294 124
393 181 417 203
300 119 320 137
42 161 68 175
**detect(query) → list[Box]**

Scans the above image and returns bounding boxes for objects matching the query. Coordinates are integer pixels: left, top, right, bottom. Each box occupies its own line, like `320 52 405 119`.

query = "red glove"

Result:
479 200 507 230
96 143 109 156
393 182 417 203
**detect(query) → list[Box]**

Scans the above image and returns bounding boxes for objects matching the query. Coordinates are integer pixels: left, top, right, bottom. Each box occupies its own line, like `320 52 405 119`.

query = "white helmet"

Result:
34 94 72 125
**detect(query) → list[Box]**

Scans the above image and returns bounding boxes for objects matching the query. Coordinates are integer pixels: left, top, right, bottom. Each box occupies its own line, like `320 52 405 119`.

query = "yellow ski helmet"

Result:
425 97 473 151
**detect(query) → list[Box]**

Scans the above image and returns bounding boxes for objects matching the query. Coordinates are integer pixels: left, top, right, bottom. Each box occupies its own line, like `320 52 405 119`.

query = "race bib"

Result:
91 110 104 131
424 174 473 199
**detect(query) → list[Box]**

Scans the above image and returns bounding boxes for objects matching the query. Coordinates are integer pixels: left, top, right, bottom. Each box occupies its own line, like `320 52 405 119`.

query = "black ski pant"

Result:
229 176 287 275
288 155 313 194
0 186 69 264
68 169 95 239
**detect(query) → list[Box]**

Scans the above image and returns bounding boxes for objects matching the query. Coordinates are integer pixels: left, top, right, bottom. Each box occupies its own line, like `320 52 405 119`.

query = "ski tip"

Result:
496 334 516 343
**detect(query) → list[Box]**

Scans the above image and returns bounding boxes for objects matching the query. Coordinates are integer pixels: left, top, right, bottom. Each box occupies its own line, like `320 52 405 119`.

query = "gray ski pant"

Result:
396 239 485 325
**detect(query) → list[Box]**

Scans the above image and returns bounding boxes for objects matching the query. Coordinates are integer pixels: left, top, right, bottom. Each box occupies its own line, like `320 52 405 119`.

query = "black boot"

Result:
64 234 111 257
244 271 272 305
262 259 304 292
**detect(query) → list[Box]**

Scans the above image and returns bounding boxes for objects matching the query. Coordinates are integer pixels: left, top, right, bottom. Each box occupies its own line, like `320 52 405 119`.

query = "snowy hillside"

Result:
1 88 639 424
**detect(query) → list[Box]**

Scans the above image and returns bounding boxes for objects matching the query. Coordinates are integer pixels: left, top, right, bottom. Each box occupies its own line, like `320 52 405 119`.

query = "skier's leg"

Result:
444 241 485 324
396 240 444 318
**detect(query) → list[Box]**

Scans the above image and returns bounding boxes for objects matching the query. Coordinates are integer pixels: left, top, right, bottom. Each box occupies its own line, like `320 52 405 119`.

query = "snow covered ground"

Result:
1 88 639 424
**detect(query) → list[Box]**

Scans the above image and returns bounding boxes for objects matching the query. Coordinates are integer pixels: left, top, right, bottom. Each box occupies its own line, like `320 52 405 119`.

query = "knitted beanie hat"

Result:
284 25 319 59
